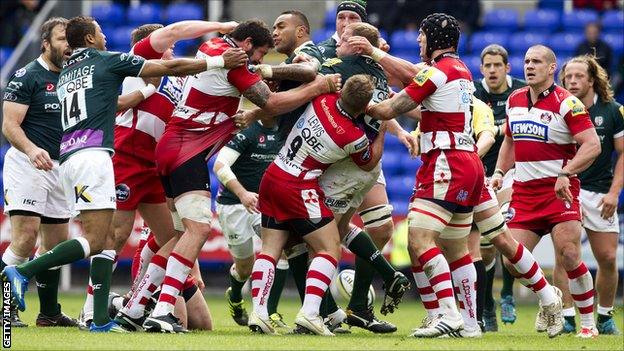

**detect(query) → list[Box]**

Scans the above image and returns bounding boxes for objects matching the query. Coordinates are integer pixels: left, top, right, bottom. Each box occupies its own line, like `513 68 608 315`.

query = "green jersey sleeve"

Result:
3 68 36 105
225 128 253 154
102 52 146 77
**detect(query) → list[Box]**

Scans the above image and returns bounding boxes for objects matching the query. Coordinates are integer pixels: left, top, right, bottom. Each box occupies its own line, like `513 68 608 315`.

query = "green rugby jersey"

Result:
3 57 63 160
216 121 281 205
473 75 526 176
276 41 325 141
320 55 390 138
57 48 145 163
317 35 338 60
578 98 624 194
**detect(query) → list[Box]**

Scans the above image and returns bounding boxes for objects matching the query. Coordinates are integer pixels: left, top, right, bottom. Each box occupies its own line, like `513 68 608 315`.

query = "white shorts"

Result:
2 147 70 218
580 189 619 233
319 158 383 214
216 203 260 259
60 149 116 215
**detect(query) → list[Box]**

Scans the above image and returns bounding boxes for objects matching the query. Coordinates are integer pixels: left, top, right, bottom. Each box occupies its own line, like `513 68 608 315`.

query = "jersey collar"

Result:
527 83 556 109
433 51 459 63
480 74 513 94
336 99 357 120
222 35 239 48
36 55 51 71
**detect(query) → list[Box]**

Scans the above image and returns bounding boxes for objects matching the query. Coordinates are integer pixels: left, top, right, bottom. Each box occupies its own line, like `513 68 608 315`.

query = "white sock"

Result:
123 254 167 319
418 247 459 317
567 262 595 328
597 305 613 316
2 247 28 266
508 244 557 305
152 252 193 317
301 254 337 318
250 254 276 319
563 307 576 317
411 265 441 316
450 254 478 331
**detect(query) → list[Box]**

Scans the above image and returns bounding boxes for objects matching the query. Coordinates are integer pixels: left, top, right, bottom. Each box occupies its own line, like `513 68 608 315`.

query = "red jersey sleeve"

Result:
560 96 595 136
348 136 372 167
403 67 445 104
131 34 163 60
227 65 262 93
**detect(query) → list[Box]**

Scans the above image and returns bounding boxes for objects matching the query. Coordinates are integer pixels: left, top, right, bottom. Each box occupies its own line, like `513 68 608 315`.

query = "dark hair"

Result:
131 23 163 46
280 10 311 35
40 17 68 53
341 74 374 113
66 16 96 49
230 19 274 49
480 44 509 65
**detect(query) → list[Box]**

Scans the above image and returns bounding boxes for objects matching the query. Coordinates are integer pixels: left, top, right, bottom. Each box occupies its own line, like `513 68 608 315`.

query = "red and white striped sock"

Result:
251 253 276 319
567 262 595 328
418 247 459 317
301 253 338 318
411 265 441 317
132 236 161 292
508 244 557 305
131 231 151 280
123 254 167 319
450 254 478 331
152 252 193 317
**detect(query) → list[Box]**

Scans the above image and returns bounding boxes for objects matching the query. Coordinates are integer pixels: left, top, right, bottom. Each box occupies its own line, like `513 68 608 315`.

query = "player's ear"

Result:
85 33 95 45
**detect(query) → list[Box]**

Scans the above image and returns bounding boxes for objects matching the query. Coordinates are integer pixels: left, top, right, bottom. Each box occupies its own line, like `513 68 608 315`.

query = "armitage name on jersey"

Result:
57 64 95 100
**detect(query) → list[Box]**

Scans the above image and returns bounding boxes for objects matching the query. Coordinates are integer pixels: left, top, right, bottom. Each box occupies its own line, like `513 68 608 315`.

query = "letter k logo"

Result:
74 185 92 203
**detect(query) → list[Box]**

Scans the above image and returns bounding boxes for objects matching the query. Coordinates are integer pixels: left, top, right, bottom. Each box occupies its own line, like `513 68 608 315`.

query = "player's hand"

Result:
599 191 618 219
27 147 54 171
240 191 259 214
348 36 374 56
222 48 248 69
142 76 161 88
554 175 573 203
292 54 311 63
219 21 239 34
398 130 419 158
233 110 257 129
490 173 503 191
314 73 342 93
378 37 390 52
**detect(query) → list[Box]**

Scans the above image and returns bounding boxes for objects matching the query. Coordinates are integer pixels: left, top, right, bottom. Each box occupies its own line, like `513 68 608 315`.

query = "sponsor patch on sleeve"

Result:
354 138 368 151
566 98 586 116
413 68 434 86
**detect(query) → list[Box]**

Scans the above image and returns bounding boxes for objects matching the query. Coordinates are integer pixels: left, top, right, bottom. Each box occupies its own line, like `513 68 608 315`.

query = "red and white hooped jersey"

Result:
114 34 185 162
270 93 372 182
404 53 477 155
505 84 594 190
167 37 260 132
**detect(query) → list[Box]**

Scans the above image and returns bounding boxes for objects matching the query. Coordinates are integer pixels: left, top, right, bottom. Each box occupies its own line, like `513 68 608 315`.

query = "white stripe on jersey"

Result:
514 159 563 182
136 110 166 141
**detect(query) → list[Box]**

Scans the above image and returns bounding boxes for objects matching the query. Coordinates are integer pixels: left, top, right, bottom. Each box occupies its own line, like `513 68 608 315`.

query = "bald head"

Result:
528 45 556 64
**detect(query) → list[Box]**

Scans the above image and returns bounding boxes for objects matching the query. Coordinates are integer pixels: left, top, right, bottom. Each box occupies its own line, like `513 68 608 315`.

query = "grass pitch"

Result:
7 292 624 350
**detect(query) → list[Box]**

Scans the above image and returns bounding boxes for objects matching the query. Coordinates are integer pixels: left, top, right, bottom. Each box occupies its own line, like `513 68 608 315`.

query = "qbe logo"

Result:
2 281 11 348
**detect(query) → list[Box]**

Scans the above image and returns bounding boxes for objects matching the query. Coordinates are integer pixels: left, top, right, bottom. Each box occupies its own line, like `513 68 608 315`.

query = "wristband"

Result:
216 166 237 185
139 84 156 99
557 172 571 178
493 169 504 177
370 47 387 62
205 55 225 70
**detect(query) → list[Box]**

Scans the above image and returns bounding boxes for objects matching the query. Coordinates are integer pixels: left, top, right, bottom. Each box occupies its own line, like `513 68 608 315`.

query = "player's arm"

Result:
475 130 495 158
148 20 238 53
366 90 419 121
348 35 421 86
213 146 259 214
239 74 341 122
116 83 158 111
385 118 419 157
252 63 318 82
555 127 601 202
2 101 53 171
139 48 248 77
600 134 623 218
352 124 386 172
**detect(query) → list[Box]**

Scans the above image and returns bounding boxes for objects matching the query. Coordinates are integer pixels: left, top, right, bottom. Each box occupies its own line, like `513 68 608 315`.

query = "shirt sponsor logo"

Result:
6 81 22 93
46 83 55 92
324 197 348 209
510 120 548 141
115 183 130 202
59 129 104 155
566 98 586 116
44 103 60 111
413 68 434 86
158 76 184 104
64 50 91 67
14 68 26 77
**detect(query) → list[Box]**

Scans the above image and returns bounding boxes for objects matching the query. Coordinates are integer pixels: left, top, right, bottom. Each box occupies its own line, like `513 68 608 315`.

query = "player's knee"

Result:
481 246 496 264
367 220 393 246
359 204 393 231
175 194 212 235
11 233 38 257
595 250 617 270
558 243 581 269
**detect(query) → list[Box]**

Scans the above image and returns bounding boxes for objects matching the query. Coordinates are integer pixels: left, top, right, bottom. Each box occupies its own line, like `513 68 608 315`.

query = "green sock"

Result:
228 268 246 303
501 263 515 298
320 290 339 318
90 252 114 326
287 252 309 303
348 257 375 311
17 239 87 278
35 268 61 316
267 266 288 315
347 230 395 283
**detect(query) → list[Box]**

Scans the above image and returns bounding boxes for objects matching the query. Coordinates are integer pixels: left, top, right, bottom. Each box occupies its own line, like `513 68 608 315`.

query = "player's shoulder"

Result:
317 37 336 49
10 60 41 80
508 86 529 104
